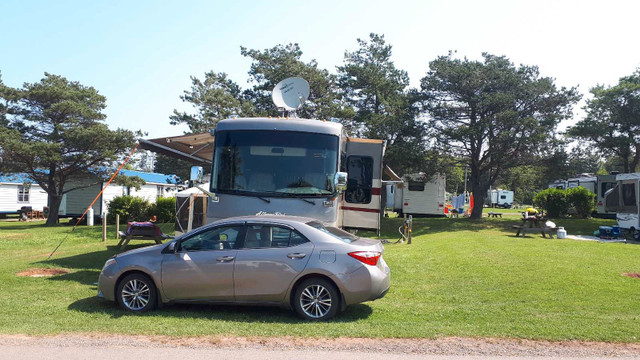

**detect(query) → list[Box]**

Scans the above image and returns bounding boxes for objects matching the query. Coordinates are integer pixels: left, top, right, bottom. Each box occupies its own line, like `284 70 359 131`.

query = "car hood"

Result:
116 243 165 258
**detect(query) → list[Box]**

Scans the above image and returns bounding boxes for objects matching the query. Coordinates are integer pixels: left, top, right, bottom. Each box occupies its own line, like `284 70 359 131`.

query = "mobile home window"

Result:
345 156 373 204
408 181 425 191
17 185 30 202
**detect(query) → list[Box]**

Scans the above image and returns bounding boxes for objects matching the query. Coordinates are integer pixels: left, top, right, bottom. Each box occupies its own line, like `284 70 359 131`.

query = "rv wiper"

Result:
299 198 315 205
256 196 271 203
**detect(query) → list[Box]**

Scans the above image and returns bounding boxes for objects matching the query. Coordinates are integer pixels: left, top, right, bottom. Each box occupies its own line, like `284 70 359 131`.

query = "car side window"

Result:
179 225 242 252
243 225 309 249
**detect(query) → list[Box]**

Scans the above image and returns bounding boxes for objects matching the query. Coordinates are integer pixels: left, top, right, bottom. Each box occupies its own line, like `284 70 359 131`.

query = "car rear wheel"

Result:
116 273 157 312
293 278 339 321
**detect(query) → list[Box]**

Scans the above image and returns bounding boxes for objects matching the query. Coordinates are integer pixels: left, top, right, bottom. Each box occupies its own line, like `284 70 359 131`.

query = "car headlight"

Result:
103 258 117 269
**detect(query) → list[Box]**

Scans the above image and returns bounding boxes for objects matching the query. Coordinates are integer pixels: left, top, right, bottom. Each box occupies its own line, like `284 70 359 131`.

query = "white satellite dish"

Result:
272 77 310 111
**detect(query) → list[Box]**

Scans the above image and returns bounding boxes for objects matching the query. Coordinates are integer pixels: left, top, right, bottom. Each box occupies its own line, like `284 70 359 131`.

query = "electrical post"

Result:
407 215 413 244
115 214 120 239
102 216 107 243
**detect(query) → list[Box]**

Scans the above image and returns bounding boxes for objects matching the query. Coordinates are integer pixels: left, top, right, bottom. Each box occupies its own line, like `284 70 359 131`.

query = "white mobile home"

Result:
0 174 48 215
59 169 179 219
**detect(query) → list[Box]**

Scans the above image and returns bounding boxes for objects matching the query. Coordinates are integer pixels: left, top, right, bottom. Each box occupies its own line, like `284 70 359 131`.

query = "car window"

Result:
243 225 309 248
179 225 242 252
307 221 357 243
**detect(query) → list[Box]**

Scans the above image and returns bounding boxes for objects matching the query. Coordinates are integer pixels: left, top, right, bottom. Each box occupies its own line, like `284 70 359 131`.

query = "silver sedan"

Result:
98 215 390 320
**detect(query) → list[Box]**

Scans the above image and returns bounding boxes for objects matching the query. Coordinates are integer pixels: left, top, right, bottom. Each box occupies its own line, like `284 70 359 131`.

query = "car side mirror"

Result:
190 166 204 184
162 241 177 254
334 172 348 192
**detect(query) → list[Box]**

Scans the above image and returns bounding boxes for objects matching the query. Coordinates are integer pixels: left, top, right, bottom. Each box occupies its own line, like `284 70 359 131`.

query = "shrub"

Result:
148 196 176 223
533 188 568 218
566 186 596 218
106 195 150 224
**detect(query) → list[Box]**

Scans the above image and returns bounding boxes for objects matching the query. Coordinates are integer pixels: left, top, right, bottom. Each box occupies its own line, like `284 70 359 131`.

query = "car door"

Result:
234 223 314 302
161 224 244 301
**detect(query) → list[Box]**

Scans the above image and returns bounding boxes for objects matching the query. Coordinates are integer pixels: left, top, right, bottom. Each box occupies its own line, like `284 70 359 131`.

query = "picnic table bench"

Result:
487 211 503 218
117 222 172 249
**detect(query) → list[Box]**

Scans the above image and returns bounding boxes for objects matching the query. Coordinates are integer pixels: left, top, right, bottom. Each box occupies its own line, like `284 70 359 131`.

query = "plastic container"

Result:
557 227 567 239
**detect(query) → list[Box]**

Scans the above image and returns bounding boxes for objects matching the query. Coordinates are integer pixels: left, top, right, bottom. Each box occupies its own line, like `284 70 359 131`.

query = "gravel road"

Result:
2 334 640 359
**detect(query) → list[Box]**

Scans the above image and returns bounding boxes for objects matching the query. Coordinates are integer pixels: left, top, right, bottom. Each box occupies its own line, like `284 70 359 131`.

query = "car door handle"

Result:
216 256 235 262
287 253 306 259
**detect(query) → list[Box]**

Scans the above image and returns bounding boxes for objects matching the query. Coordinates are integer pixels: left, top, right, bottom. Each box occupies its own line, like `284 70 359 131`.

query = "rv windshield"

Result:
212 130 339 197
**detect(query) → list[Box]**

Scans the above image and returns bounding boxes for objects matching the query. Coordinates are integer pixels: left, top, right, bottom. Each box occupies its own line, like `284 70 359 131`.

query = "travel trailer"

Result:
0 173 48 216
604 172 640 239
486 189 514 208
567 174 597 193
386 173 446 217
548 179 568 189
596 174 617 218
140 78 385 232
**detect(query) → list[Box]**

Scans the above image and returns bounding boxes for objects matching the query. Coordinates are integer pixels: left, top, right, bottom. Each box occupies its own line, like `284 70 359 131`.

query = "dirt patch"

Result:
0 233 28 239
15 268 70 278
622 272 640 279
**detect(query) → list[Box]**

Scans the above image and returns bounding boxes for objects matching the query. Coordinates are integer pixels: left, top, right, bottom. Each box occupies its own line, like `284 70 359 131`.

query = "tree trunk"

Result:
45 194 62 226
468 165 488 219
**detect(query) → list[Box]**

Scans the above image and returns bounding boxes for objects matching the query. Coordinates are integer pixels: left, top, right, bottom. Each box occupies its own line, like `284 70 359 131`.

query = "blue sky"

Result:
1 0 639 137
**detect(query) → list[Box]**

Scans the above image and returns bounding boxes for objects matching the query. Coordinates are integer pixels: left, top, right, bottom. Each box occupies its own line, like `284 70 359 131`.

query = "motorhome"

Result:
140 78 386 232
387 173 446 217
548 179 568 189
486 189 514 208
604 172 640 239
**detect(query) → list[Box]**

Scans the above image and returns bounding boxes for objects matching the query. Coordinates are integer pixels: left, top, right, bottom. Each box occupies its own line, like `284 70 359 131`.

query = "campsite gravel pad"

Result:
15 268 69 277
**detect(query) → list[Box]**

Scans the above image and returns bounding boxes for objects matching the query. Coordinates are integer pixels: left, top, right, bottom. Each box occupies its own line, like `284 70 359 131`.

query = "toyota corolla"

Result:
98 215 390 320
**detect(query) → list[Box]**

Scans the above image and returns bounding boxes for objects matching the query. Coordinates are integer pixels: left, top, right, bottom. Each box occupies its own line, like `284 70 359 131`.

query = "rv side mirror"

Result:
334 172 348 192
190 166 204 183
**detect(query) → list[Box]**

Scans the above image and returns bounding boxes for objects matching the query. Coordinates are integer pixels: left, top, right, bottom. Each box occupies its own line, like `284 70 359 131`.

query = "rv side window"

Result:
622 183 637 213
408 181 425 191
345 156 373 204
500 195 506 199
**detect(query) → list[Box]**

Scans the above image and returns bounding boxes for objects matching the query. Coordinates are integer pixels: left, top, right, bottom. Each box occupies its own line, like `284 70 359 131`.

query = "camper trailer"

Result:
0 174 48 216
387 173 446 216
604 172 640 239
567 174 597 193
548 179 568 189
596 174 617 218
486 189 514 208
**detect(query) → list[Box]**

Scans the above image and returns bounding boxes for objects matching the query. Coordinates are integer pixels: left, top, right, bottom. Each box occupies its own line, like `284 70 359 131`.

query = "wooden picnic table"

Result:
512 215 558 238
117 222 172 249
487 211 503 218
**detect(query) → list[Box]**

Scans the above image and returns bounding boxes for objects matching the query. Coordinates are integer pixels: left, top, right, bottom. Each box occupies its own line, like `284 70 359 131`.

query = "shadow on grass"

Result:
36 244 152 271
47 270 101 285
68 296 373 323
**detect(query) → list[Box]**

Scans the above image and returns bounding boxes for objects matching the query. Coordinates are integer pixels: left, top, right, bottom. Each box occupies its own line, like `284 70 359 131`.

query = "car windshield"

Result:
307 221 358 243
212 130 339 197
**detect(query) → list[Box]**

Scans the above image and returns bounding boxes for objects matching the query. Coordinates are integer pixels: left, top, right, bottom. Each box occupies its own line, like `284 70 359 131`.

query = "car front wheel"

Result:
116 273 157 312
293 278 339 321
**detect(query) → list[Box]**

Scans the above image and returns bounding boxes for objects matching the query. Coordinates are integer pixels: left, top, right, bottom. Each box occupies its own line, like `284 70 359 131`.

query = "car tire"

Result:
293 278 340 321
116 273 157 312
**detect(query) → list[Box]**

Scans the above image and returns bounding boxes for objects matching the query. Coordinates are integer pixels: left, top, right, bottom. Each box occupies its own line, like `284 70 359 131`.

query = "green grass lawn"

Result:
1 216 639 341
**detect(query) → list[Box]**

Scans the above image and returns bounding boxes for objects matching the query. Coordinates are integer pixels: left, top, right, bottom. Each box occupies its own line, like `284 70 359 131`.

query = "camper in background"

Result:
548 179 568 189
596 174 617 218
387 173 446 217
604 172 640 240
486 189 514 208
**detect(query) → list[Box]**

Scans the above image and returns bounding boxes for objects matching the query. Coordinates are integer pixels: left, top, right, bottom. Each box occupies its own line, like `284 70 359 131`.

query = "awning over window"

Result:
139 132 214 164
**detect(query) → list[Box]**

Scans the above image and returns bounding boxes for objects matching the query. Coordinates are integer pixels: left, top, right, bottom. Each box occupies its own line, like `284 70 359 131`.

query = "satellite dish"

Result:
272 77 310 111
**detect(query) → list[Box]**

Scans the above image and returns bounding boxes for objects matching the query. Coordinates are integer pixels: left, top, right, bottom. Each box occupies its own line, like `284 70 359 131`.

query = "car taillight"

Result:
348 251 381 266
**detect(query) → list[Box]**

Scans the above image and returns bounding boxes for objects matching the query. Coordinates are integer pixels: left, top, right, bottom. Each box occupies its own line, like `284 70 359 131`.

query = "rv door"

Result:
341 138 384 231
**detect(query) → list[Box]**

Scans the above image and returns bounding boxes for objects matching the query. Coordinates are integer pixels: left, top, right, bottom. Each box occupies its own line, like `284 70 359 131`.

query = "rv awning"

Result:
138 132 214 164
